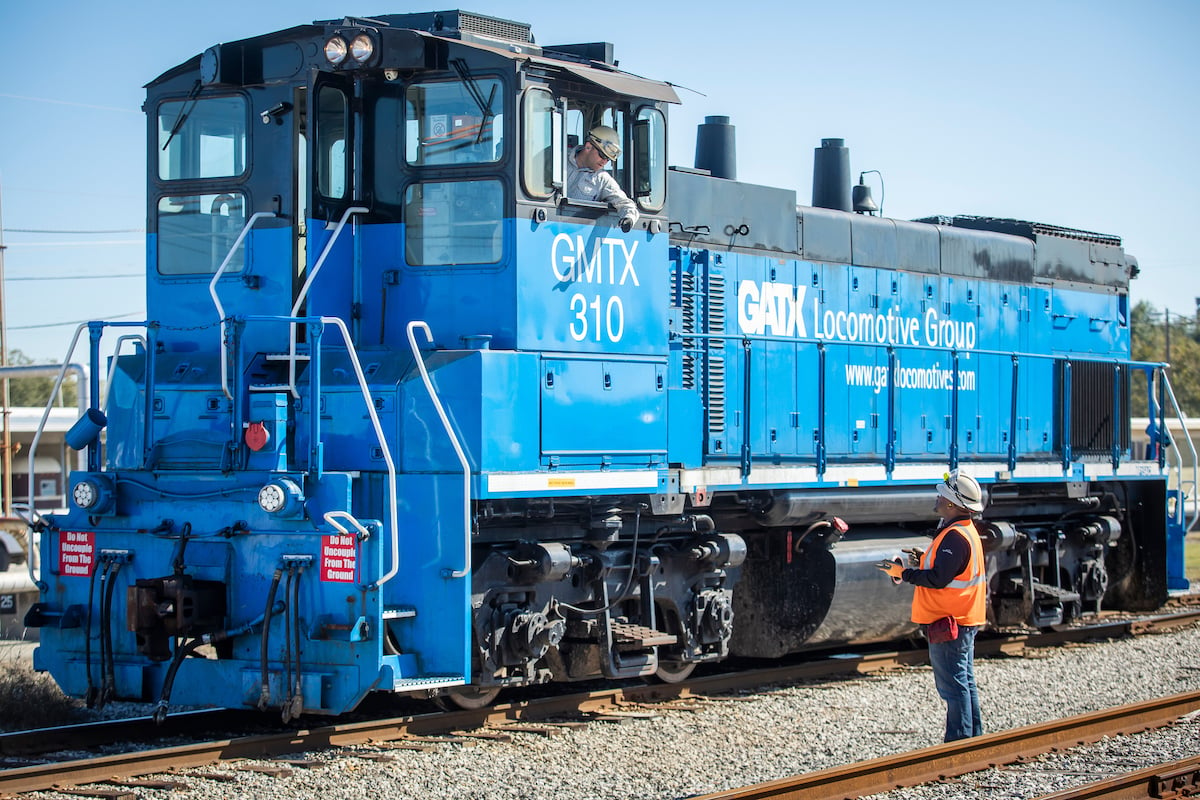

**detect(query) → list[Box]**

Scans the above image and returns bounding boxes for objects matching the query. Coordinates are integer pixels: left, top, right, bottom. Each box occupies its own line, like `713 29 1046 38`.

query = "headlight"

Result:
73 480 98 510
257 478 304 517
324 36 349 66
258 483 286 513
350 34 374 64
70 475 114 515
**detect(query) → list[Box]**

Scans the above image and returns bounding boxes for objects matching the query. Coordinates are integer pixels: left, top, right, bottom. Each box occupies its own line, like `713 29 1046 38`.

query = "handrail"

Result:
1160 372 1199 530
318 317 400 586
323 510 372 540
406 321 471 579
25 323 90 587
102 335 147 415
208 211 277 399
676 326 1175 482
323 510 372 587
239 311 399 585
286 207 368 397
0 363 89 471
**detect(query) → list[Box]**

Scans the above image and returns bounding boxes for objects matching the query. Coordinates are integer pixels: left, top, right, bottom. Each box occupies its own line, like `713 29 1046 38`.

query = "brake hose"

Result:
258 567 283 711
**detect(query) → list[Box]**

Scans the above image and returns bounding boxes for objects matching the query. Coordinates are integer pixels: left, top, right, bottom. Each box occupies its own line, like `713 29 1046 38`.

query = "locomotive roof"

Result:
915 215 1122 247
146 11 679 103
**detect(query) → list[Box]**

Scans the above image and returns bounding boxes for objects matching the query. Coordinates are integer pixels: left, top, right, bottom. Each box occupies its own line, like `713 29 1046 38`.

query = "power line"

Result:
7 273 142 281
4 240 142 248
3 227 144 234
9 312 144 331
0 93 140 114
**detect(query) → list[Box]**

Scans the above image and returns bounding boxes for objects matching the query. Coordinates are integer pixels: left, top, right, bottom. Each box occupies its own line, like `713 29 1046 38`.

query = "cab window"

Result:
316 85 348 199
634 107 666 212
405 180 503 266
156 193 246 275
405 79 504 166
157 96 247 180
521 88 556 198
565 105 625 184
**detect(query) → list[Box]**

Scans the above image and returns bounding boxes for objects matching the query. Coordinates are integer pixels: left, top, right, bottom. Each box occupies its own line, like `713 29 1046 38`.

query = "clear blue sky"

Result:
1 0 1197 364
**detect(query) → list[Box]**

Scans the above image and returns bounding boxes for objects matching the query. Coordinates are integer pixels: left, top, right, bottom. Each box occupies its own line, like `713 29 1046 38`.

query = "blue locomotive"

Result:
24 10 1189 718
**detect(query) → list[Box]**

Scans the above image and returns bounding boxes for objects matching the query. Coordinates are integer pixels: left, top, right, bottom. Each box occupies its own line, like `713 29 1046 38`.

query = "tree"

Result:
2 350 79 408
1130 301 1200 418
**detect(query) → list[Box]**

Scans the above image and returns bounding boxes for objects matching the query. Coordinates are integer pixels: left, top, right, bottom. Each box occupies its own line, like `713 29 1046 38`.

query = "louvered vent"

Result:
457 12 533 43
1060 359 1130 456
706 272 726 434
680 271 697 389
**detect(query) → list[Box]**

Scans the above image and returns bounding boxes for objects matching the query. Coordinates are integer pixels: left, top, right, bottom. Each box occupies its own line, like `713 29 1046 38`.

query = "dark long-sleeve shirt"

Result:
902 526 972 589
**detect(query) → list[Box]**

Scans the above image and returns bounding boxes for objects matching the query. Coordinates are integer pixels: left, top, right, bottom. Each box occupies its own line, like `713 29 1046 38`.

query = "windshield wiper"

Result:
450 59 496 144
162 80 203 152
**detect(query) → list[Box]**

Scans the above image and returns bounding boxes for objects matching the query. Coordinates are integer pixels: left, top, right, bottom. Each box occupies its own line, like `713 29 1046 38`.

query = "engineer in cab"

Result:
565 125 639 232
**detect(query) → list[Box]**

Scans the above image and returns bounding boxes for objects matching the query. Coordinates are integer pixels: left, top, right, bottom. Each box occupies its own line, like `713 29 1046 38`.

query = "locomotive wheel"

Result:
653 659 696 684
440 685 502 710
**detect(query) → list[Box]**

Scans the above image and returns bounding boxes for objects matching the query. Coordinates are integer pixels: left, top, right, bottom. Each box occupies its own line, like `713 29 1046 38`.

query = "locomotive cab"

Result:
147 14 675 356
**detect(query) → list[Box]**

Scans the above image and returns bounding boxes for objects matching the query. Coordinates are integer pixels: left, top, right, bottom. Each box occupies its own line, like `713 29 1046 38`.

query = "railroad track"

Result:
2 609 1197 796
1030 754 1200 799
688 690 1200 800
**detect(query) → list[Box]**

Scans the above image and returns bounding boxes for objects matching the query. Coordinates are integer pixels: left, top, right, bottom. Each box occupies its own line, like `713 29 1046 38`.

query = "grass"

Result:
0 650 83 731
1188 533 1200 588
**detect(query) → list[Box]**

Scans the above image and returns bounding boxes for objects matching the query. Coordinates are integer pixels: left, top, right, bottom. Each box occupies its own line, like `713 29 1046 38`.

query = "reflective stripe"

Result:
947 574 988 589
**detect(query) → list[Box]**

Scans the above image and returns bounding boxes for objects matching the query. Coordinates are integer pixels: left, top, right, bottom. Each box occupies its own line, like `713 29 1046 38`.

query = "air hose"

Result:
258 567 284 710
154 601 283 725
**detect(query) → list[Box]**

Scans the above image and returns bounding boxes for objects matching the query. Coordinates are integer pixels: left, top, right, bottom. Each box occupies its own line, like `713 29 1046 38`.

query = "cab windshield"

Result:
364 76 508 268
155 95 249 275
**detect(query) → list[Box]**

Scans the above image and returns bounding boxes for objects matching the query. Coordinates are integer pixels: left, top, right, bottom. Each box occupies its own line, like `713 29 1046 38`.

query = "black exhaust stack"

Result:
694 115 737 180
812 137 851 211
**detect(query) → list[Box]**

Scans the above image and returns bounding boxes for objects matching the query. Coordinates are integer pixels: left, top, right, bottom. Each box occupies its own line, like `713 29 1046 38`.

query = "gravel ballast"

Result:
18 621 1200 800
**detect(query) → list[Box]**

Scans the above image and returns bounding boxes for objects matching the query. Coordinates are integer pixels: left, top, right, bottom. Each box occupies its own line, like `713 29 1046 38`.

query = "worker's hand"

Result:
876 558 905 584
902 547 924 567
619 215 634 233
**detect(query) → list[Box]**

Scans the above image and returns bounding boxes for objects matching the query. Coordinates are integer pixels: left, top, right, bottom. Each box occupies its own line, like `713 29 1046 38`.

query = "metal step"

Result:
383 606 417 620
611 622 677 651
264 353 311 362
248 383 295 393
1030 580 1081 604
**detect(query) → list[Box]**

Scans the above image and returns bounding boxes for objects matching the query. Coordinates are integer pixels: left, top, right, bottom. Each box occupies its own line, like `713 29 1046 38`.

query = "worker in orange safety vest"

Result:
878 469 987 741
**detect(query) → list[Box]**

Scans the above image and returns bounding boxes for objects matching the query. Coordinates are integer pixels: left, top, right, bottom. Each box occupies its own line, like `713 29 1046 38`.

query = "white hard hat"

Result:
937 469 985 513
587 125 621 162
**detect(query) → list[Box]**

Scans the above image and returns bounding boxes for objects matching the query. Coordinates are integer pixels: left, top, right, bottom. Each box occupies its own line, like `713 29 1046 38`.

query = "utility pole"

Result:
1165 308 1172 366
0 174 10 520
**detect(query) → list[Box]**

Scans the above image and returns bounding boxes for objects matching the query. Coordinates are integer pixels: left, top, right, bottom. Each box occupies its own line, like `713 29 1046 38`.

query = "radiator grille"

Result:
680 271 697 389
1059 359 1131 456
706 272 726 434
458 12 533 43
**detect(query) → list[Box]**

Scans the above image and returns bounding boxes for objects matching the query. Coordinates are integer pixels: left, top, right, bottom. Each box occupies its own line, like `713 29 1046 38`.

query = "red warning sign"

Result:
320 534 357 583
59 531 96 577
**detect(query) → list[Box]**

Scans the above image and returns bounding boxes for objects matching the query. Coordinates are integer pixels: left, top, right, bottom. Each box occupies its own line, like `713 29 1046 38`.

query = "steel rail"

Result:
687 690 1200 800
5 687 1197 797
0 683 688 794
0 708 255 757
1028 753 1200 799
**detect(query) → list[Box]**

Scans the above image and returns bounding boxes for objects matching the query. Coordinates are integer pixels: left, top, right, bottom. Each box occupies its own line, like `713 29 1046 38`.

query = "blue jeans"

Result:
928 624 981 742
